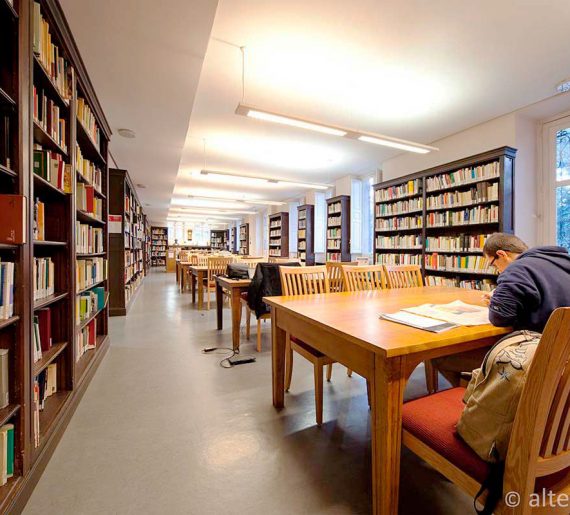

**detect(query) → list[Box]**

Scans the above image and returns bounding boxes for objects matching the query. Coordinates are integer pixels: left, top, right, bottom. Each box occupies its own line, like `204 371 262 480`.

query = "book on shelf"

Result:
77 319 96 362
425 162 499 192
375 215 422 232
76 183 103 219
33 146 71 193
75 146 102 191
77 97 101 150
376 197 423 217
425 275 495 291
32 87 67 152
425 234 490 253
0 262 14 320
375 179 421 202
36 308 52 351
376 254 422 266
33 198 45 240
76 223 104 254
32 364 58 447
0 195 26 244
426 182 498 210
76 287 105 324
0 115 11 170
375 234 422 250
0 423 14 485
33 257 54 301
426 205 498 227
424 253 495 275
0 350 8 410
76 257 107 292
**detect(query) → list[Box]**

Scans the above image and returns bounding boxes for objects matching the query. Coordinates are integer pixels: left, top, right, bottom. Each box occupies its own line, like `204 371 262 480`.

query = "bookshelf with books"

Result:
326 195 350 262
109 168 148 316
230 226 237 253
373 147 516 291
239 223 249 255
210 229 228 251
268 212 289 258
297 204 314 265
143 215 151 274
151 226 168 267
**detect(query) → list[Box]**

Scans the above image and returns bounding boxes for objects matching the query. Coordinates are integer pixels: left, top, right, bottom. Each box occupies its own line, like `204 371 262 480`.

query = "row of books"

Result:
32 308 52 363
426 206 499 227
269 220 281 228
32 2 73 102
33 87 68 152
77 183 103 219
425 275 495 291
77 97 101 151
327 203 342 214
299 219 306 229
327 239 341 250
425 234 491 253
326 252 342 262
0 423 14 485
327 228 342 238
269 240 281 247
76 223 104 254
375 253 422 266
425 161 499 192
298 241 306 250
375 215 423 232
125 274 143 304
33 364 58 447
426 182 499 210
76 146 102 192
424 254 496 275
298 229 306 239
270 230 281 237
33 146 71 193
33 199 45 241
298 212 307 221
76 287 105 325
0 350 7 409
0 263 15 321
299 252 307 262
328 215 342 226
76 318 97 363
375 179 420 202
76 258 107 292
33 257 54 301
375 235 422 249
269 249 282 257
375 198 423 217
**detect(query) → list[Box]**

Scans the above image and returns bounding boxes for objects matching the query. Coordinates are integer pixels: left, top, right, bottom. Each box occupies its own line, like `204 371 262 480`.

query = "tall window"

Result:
314 192 327 253
289 201 299 253
556 128 570 249
351 179 362 253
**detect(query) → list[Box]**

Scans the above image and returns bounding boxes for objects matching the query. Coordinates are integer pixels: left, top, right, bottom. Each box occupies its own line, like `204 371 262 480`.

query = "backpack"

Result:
456 330 541 515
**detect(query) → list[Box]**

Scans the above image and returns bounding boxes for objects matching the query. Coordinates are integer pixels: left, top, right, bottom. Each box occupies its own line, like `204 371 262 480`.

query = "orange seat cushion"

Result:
402 387 489 483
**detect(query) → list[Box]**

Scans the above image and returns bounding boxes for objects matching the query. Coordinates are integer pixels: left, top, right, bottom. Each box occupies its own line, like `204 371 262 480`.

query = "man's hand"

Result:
482 291 494 306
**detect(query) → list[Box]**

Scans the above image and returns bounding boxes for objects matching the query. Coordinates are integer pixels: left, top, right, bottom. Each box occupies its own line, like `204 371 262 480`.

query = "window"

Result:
556 128 570 249
262 211 269 256
314 192 326 253
289 201 299 253
362 176 375 256
351 179 362 253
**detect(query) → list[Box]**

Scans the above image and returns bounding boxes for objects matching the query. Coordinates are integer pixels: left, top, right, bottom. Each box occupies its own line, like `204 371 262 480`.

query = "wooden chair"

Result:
326 261 358 293
239 259 270 352
402 308 570 513
205 257 233 310
268 257 300 264
279 266 334 426
383 264 438 394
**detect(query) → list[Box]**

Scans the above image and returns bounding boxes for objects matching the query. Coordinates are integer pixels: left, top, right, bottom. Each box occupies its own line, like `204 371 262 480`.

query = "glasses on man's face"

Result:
489 255 498 269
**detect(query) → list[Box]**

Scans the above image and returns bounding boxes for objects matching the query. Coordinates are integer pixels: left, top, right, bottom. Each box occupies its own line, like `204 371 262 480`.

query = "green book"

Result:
3 424 13 478
93 287 105 310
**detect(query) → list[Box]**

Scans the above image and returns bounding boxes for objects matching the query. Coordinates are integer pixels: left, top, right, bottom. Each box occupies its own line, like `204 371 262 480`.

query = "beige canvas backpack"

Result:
456 330 542 463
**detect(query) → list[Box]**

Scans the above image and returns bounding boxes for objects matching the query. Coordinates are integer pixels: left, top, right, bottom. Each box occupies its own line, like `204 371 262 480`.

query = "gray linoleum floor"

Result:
23 271 473 514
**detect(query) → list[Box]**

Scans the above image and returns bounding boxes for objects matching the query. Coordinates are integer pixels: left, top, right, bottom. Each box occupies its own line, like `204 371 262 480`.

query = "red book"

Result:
0 195 27 244
85 185 94 214
37 308 52 351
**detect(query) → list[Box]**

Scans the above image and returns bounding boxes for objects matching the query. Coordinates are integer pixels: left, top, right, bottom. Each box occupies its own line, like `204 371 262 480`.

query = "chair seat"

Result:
402 387 489 483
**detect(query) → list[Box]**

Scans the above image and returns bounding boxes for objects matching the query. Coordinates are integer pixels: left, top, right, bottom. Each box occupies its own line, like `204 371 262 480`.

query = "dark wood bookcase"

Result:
326 195 350 262
239 223 249 255
230 226 237 253
0 0 113 510
109 169 149 316
297 204 314 265
142 214 150 274
210 229 228 251
268 212 289 258
151 226 167 267
373 146 516 290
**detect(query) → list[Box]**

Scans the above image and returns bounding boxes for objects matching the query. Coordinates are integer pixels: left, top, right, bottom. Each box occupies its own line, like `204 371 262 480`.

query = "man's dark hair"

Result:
483 233 529 257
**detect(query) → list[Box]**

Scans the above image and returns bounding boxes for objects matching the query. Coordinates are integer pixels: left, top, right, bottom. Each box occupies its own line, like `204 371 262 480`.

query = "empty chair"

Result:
326 261 358 293
205 256 233 310
342 264 387 291
280 266 333 426
402 308 570 514
383 264 438 394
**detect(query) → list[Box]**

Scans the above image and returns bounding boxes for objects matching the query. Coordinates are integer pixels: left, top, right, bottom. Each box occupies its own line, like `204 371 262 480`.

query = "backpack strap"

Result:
473 460 505 515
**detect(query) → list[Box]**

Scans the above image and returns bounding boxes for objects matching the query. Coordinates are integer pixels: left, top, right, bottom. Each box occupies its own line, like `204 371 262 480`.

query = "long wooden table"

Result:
215 276 251 350
264 287 510 515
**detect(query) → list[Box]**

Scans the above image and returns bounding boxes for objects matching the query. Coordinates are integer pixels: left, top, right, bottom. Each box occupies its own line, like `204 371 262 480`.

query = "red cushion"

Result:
402 387 489 483
241 292 248 301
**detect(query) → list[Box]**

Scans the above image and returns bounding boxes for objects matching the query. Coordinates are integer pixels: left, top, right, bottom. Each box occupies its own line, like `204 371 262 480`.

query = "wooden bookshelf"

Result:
210 229 228 251
142 214 151 274
297 204 315 265
230 226 237 253
109 169 149 316
268 212 289 258
326 195 350 262
373 146 516 291
0 1 113 510
239 223 249 255
151 226 168 267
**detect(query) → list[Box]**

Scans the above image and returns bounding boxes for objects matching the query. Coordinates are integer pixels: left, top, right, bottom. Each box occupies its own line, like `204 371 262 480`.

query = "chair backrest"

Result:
196 255 209 266
342 265 387 292
280 266 329 296
383 264 423 289
269 257 297 264
503 308 570 505
207 256 233 281
326 261 358 292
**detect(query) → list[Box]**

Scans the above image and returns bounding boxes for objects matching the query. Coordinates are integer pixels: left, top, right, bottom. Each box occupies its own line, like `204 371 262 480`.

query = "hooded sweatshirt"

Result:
489 246 570 332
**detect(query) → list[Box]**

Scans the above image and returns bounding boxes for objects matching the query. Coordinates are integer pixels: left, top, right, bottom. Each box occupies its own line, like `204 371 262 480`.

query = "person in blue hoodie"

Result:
434 233 570 386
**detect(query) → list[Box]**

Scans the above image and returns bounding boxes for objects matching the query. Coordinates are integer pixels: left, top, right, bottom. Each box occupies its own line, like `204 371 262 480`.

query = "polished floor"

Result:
23 271 472 514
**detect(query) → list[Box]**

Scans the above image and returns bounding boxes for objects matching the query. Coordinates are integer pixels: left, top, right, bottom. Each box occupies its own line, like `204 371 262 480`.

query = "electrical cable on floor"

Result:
201 347 255 368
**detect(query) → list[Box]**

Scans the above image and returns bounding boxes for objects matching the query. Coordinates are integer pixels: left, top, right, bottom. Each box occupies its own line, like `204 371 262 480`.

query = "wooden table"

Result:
216 276 251 350
264 287 510 515
188 265 208 310
178 262 193 294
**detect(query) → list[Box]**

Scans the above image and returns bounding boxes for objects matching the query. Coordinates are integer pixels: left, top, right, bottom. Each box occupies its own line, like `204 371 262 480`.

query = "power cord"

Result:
202 347 256 368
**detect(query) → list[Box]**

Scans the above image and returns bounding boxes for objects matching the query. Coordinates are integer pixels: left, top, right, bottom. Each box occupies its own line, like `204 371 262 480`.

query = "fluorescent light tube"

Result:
199 169 331 190
358 135 432 154
245 109 347 137
243 199 286 206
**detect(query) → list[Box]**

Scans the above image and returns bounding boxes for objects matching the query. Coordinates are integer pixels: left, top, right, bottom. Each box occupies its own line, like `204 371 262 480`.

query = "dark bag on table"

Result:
227 263 249 280
247 262 300 318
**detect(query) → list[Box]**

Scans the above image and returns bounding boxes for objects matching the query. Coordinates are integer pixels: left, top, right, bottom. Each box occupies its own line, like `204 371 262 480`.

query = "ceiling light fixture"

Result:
118 128 136 139
236 103 437 154
200 169 330 190
185 194 285 206
557 79 570 93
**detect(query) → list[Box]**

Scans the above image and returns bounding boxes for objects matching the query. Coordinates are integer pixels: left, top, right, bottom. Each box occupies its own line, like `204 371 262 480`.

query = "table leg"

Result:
371 354 405 515
179 268 184 293
191 272 196 304
216 280 223 330
230 288 242 350
271 309 286 409
197 271 204 310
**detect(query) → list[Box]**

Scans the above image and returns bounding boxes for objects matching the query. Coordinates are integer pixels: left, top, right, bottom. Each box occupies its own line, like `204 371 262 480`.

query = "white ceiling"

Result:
61 0 570 225
59 0 219 223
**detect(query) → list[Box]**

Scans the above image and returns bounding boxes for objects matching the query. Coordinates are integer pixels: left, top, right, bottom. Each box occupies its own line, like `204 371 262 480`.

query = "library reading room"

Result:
1 1 570 514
